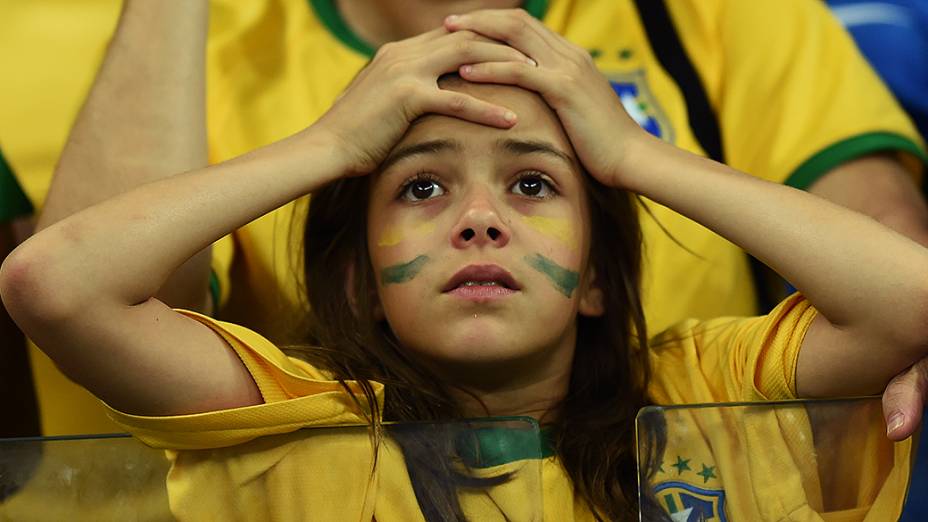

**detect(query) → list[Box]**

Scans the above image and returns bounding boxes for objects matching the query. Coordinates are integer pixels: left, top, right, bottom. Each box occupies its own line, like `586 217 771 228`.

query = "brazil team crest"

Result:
653 481 727 522
604 70 674 143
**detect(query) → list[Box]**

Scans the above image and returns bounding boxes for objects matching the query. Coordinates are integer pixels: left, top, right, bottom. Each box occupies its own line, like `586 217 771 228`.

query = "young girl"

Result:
2 10 926 521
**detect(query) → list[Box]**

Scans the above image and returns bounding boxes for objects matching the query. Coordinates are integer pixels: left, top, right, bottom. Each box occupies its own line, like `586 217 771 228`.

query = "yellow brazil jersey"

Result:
100 295 911 521
1 0 925 436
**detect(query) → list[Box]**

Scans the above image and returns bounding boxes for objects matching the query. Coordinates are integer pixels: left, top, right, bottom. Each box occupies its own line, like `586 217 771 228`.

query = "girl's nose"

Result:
451 191 511 249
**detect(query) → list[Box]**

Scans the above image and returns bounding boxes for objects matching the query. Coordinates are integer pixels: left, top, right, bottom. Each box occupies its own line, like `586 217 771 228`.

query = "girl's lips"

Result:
447 284 517 302
442 264 521 293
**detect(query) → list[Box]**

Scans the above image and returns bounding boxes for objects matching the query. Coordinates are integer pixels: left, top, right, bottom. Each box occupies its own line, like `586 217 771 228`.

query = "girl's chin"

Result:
411 337 542 368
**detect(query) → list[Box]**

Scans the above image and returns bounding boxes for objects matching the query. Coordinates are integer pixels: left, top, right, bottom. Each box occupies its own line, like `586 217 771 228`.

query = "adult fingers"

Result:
882 359 928 441
419 89 518 128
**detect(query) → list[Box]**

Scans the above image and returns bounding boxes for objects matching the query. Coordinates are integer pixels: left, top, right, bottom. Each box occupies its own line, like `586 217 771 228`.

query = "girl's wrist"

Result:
607 130 662 192
291 126 360 185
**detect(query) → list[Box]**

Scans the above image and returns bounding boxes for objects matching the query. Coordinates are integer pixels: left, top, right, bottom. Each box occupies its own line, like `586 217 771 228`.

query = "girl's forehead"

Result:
397 83 573 154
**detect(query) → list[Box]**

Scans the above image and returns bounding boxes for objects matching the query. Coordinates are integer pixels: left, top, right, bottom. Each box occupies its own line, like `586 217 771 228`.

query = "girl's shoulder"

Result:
647 294 817 404
177 310 335 383
105 311 384 450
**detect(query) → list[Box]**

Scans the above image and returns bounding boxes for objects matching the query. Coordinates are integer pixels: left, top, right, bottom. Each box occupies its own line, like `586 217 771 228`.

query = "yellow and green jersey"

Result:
101 295 910 521
0 0 925 436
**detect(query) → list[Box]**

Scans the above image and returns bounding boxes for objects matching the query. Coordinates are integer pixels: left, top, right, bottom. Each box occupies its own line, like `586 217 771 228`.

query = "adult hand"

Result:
312 27 535 177
443 9 648 189
883 358 928 440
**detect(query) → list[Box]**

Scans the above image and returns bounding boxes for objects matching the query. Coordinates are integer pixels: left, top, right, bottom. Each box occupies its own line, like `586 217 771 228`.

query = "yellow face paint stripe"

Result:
377 221 437 247
521 216 576 250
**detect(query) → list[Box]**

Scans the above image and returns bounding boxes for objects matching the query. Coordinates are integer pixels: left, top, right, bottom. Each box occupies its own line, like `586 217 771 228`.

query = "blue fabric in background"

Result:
825 1 928 518
828 0 928 139
828 0 928 140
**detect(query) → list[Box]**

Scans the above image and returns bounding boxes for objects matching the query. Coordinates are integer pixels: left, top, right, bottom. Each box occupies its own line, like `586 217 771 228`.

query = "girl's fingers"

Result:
458 61 548 97
421 90 518 128
409 26 452 43
444 9 557 62
426 36 536 73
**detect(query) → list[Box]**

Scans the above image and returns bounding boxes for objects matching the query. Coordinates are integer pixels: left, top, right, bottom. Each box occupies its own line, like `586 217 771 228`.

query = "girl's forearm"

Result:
622 135 928 349
4 131 344 318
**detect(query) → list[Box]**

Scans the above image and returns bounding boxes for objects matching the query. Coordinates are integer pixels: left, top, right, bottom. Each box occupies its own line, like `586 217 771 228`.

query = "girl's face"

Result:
366 82 603 383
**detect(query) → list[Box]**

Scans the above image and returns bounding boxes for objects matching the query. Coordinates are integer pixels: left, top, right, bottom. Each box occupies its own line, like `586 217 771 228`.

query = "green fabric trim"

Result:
208 270 221 315
309 0 376 57
455 422 554 468
0 149 33 222
785 132 928 191
307 0 550 58
522 0 549 19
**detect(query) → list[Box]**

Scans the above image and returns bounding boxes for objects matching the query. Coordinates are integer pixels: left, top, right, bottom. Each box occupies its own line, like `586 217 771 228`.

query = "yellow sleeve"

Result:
707 0 928 187
105 311 383 449
648 294 817 405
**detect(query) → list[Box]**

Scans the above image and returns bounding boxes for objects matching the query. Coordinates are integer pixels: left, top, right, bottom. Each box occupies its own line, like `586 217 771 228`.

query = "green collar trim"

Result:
308 0 550 57
785 132 928 192
0 149 33 222
455 424 556 468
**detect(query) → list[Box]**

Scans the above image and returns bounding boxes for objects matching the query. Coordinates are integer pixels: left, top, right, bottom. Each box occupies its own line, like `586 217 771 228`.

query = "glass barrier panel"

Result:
636 397 916 522
0 417 543 521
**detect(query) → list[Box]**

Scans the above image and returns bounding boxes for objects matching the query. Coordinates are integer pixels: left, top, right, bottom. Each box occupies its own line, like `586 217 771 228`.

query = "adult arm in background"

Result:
809 154 928 440
36 0 211 313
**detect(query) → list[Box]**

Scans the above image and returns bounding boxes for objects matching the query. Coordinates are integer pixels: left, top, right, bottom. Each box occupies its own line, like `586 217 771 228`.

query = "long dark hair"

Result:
293 166 663 519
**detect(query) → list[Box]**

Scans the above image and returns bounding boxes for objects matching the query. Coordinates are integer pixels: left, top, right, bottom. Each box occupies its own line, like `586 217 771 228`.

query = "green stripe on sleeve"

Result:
0 150 33 222
785 132 928 191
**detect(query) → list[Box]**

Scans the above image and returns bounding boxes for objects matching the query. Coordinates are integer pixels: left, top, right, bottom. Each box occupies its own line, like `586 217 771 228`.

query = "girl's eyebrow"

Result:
497 138 576 167
380 139 461 172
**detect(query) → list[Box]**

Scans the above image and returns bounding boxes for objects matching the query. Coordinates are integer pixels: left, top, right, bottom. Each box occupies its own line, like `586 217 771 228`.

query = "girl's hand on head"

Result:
311 27 535 177
444 9 649 189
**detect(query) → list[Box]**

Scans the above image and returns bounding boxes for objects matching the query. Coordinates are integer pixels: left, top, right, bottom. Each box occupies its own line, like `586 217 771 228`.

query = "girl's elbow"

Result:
0 240 81 330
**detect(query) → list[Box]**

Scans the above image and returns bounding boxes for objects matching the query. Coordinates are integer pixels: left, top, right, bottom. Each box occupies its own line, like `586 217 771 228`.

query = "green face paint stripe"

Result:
381 255 430 285
524 254 579 297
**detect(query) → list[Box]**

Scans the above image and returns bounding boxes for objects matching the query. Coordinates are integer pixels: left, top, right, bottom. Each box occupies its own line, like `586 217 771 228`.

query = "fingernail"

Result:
887 412 905 435
461 65 473 75
526 58 537 66
503 111 517 123
445 15 459 24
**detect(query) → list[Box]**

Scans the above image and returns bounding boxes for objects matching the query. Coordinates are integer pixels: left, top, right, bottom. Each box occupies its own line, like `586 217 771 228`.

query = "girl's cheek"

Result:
376 220 437 248
372 218 440 278
518 215 586 298
520 215 578 253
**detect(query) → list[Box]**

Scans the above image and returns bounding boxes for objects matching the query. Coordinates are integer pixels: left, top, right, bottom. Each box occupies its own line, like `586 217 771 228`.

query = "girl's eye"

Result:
401 178 445 202
511 173 555 199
